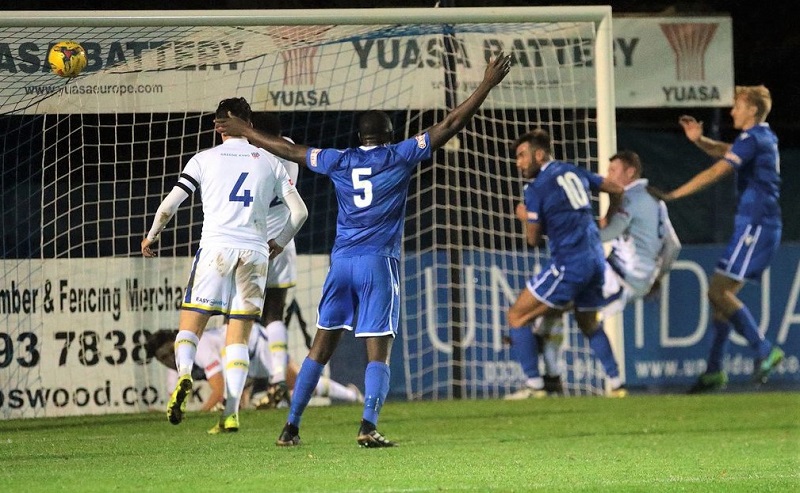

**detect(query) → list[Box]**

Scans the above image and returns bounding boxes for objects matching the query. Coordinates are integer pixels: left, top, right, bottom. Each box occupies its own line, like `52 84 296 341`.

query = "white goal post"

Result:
0 6 617 418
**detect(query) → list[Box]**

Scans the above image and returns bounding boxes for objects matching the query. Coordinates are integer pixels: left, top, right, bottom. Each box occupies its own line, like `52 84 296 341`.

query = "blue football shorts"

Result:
316 255 400 337
717 219 781 281
527 254 606 311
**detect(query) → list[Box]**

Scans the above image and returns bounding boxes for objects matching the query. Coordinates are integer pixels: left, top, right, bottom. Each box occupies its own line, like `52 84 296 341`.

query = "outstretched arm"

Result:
214 115 310 166
426 54 512 151
679 115 731 159
664 159 732 201
599 177 624 203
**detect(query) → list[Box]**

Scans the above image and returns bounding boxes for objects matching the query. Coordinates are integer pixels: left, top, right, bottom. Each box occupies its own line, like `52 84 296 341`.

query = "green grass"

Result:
1 392 798 492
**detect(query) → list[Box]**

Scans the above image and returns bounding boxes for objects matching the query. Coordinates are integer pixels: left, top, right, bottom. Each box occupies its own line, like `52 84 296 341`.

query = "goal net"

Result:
0 7 616 418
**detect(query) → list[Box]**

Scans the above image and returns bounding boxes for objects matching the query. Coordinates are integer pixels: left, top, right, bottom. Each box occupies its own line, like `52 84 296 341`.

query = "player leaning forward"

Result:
141 97 308 432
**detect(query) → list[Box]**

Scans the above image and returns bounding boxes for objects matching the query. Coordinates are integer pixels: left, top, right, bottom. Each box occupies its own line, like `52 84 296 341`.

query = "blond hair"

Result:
735 85 772 121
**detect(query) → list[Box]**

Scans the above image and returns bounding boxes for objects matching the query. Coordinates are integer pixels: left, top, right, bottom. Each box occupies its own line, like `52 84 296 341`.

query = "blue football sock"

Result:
363 361 390 426
287 357 324 427
587 325 619 379
706 319 733 373
729 307 771 358
508 326 540 379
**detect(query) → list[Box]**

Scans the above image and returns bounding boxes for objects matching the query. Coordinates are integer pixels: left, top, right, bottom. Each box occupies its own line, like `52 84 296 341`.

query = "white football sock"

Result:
174 330 199 377
223 343 249 416
264 321 288 384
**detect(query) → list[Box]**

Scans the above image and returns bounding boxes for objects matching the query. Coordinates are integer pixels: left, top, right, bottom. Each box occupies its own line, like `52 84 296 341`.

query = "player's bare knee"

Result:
707 285 727 309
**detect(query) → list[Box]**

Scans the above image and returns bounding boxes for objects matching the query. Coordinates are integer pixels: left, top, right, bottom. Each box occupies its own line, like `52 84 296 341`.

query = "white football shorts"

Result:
267 239 297 289
182 247 268 319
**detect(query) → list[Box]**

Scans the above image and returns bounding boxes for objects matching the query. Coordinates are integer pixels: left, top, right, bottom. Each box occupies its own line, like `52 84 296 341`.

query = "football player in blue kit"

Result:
654 85 784 392
506 129 626 396
215 54 512 447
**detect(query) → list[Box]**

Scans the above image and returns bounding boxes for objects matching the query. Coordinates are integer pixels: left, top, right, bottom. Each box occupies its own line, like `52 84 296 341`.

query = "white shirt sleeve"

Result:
145 186 189 241
272 188 308 248
600 208 631 243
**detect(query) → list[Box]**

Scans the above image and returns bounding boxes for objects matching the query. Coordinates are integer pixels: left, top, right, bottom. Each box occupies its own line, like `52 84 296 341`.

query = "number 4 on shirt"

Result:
229 172 253 207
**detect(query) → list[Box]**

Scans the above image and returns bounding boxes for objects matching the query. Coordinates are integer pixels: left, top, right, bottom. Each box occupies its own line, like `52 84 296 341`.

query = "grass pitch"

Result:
1 392 798 492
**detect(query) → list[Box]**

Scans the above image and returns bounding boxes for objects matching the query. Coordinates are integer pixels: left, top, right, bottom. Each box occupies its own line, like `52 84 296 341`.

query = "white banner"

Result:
614 17 733 107
0 16 732 114
0 256 327 419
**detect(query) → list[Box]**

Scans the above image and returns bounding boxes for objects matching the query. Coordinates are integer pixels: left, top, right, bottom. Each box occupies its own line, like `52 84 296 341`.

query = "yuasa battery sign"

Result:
0 16 732 114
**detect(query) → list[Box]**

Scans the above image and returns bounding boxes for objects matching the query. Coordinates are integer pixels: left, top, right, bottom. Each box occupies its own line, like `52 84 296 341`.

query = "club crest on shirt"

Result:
309 148 321 167
415 134 427 149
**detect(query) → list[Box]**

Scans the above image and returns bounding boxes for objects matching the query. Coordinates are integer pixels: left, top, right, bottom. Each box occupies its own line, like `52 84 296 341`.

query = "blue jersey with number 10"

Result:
306 133 432 260
524 160 605 263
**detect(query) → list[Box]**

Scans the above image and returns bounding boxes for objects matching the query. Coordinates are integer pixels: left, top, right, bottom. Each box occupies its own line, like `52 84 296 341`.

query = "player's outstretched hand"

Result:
678 115 703 143
214 111 252 137
141 237 157 258
483 53 512 87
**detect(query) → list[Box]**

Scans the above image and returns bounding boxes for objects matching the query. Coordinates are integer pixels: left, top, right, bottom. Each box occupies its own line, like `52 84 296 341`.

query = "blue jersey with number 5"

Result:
524 160 605 262
306 133 431 259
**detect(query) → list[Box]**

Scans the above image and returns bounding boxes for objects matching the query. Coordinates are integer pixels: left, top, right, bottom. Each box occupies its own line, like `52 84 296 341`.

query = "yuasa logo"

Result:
268 26 331 85
659 23 718 81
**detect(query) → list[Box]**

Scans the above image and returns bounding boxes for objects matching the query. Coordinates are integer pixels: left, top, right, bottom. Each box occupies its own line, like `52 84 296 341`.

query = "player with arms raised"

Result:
215 54 511 447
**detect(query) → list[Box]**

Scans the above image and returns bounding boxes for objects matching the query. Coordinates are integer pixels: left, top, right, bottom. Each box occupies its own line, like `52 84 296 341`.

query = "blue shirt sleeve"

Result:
523 182 541 224
725 132 757 170
571 166 604 192
392 133 433 171
306 147 343 176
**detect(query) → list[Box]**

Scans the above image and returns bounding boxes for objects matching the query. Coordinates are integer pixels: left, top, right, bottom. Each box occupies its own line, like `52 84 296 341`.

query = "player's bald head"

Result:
358 110 393 145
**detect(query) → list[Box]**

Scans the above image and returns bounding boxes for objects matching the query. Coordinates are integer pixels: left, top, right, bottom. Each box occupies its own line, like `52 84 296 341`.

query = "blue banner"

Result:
390 244 800 398
622 243 800 388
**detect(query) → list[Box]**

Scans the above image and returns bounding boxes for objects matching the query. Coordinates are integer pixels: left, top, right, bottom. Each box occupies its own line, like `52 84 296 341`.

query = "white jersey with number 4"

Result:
178 137 295 257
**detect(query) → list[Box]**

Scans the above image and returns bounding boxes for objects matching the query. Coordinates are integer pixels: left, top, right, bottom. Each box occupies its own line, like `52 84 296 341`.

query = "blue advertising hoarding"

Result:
391 244 800 398
623 244 800 388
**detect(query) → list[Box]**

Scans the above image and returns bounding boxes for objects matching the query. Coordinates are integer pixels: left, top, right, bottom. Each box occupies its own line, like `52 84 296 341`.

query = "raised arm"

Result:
664 159 732 201
679 115 731 159
214 115 310 166
426 54 511 150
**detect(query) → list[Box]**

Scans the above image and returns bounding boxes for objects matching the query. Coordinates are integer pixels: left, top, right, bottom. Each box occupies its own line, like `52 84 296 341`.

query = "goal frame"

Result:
1 6 621 403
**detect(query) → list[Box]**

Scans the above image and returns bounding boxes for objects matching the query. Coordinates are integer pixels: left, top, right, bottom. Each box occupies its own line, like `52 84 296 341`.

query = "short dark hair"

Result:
253 112 282 137
215 97 252 122
358 110 393 143
513 128 552 155
610 150 642 178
